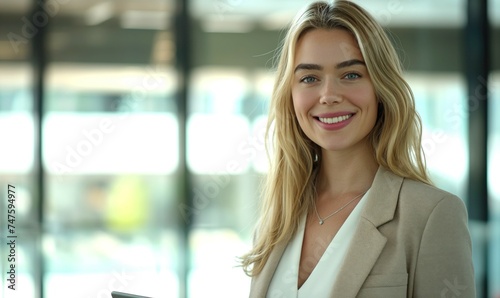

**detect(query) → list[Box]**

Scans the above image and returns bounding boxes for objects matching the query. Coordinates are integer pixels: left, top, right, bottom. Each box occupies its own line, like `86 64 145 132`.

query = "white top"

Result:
266 190 369 298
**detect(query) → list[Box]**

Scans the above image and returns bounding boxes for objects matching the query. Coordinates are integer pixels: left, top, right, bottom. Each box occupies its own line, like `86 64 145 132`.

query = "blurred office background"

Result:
0 0 498 297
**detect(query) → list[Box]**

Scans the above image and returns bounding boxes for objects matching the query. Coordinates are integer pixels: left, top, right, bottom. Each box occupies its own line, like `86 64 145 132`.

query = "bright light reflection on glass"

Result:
0 113 34 174
43 113 178 175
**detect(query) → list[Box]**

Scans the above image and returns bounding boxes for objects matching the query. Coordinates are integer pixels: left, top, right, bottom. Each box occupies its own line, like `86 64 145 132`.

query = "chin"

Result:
317 139 371 154
318 143 350 152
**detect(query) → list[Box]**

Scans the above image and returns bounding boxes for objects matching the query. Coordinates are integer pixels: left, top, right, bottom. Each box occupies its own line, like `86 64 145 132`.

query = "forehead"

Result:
294 28 363 64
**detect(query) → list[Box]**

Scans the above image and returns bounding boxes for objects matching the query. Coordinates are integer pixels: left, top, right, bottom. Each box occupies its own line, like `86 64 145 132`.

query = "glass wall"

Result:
490 70 500 297
42 0 180 296
0 1 37 298
0 0 498 297
488 0 500 296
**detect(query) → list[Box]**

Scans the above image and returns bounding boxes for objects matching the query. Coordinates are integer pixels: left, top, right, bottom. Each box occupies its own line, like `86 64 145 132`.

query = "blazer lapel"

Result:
329 167 404 297
249 167 404 298
249 239 288 298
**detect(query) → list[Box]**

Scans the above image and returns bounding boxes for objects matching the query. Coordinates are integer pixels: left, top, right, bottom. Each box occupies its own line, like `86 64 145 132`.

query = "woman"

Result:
240 1 475 297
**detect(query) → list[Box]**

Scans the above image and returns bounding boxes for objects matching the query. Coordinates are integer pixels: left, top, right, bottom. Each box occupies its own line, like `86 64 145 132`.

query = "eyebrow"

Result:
336 59 365 69
294 59 366 73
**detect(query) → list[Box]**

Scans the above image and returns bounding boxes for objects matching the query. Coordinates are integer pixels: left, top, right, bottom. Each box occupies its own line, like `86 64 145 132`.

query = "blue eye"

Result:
344 73 361 80
300 76 318 83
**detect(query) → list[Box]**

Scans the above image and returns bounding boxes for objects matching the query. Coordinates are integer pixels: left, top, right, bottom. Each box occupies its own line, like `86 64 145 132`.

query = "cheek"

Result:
292 89 314 115
291 91 302 116
365 97 379 127
352 87 377 111
291 92 311 133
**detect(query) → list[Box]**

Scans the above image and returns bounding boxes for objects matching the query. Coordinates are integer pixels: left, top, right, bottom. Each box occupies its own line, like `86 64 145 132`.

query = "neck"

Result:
316 142 378 198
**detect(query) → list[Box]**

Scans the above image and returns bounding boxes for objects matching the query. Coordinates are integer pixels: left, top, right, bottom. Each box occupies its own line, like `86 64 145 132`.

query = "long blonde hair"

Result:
241 0 431 276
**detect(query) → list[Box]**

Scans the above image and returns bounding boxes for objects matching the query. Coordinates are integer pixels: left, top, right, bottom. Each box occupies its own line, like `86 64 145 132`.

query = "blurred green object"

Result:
105 175 149 232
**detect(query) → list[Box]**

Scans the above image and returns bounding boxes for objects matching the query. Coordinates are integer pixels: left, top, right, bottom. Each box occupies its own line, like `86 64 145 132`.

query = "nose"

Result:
319 79 342 105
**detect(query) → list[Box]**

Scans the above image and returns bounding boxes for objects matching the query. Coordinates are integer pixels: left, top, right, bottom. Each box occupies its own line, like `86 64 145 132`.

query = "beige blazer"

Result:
249 167 476 297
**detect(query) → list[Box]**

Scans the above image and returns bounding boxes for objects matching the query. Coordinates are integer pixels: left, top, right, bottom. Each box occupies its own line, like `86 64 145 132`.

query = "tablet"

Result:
111 291 153 298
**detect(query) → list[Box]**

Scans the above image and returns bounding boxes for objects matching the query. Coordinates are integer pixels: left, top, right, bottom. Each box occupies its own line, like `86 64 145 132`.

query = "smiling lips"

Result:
314 113 354 130
318 114 352 124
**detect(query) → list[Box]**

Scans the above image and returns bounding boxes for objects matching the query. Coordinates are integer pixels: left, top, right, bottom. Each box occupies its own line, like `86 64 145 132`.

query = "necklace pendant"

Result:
319 219 324 225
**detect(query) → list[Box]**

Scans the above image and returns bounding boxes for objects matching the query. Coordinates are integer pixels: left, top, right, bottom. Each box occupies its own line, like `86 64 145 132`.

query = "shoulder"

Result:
400 178 464 206
397 177 468 223
367 167 468 228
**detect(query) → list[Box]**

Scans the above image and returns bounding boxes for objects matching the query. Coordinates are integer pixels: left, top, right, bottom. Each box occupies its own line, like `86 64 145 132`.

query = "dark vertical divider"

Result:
32 0 47 297
174 0 192 297
466 0 490 296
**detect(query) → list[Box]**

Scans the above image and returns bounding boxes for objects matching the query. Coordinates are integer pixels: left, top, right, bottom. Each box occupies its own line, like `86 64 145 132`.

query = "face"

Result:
292 28 378 154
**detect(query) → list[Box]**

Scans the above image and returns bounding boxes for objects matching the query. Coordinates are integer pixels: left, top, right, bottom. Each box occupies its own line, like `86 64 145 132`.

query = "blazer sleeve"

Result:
412 194 476 297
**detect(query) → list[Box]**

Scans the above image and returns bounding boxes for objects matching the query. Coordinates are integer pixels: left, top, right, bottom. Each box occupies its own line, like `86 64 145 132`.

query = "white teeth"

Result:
318 114 352 124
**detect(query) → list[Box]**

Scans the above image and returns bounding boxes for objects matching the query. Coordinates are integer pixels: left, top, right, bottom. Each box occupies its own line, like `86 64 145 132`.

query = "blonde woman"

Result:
241 1 475 297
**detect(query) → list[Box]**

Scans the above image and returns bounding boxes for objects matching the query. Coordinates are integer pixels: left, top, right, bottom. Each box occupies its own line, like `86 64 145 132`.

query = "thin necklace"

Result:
313 191 367 225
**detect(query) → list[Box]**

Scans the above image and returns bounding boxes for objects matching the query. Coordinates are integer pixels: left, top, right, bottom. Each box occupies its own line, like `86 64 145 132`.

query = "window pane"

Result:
187 68 259 296
488 0 500 288
0 0 37 296
488 0 500 293
489 72 500 298
43 1 179 297
408 74 468 197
